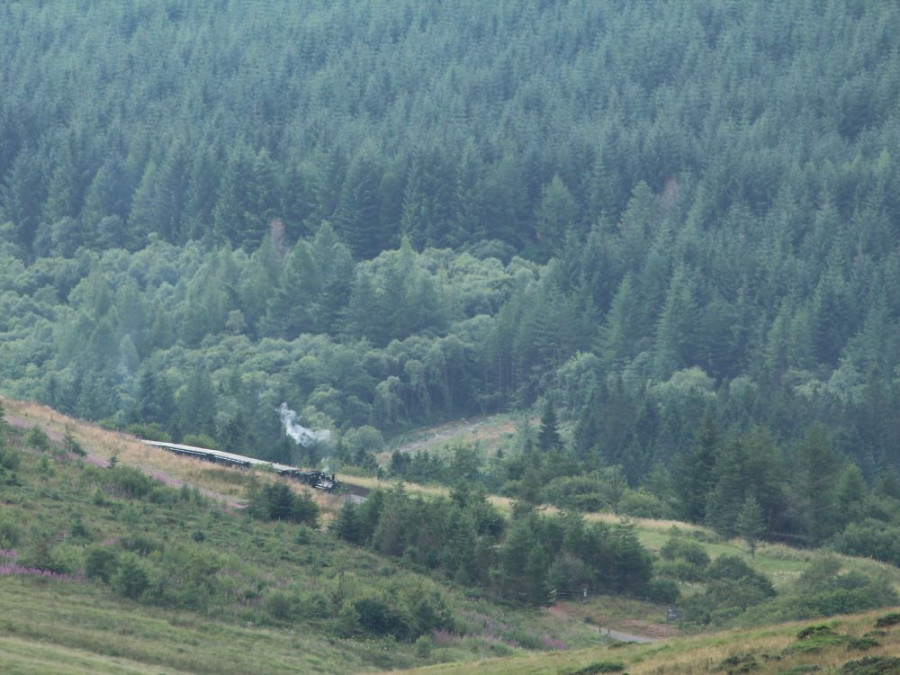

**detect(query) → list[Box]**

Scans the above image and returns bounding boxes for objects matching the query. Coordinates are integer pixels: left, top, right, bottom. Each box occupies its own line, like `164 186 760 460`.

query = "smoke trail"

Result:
278 403 332 446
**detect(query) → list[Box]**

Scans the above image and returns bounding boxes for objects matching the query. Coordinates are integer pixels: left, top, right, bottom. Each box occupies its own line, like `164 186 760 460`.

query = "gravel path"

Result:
593 625 657 643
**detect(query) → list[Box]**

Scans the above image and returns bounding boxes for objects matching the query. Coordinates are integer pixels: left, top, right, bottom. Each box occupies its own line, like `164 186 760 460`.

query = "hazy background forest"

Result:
3 1 900 559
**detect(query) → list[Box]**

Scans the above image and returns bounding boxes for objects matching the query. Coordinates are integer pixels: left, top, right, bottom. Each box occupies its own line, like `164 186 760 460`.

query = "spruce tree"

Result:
538 401 562 453
705 437 746 537
677 411 719 523
736 495 765 558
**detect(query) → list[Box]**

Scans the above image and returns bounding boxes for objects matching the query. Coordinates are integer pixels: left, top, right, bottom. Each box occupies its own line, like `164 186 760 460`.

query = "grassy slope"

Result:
3 397 900 674
396 610 900 674
0 398 395 673
0 579 371 675
0 398 608 673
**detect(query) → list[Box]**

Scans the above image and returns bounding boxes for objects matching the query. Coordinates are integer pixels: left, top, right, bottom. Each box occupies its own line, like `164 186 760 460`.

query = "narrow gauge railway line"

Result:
140 439 337 491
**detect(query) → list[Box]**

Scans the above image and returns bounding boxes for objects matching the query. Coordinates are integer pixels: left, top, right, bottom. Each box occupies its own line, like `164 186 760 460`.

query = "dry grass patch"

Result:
1 396 302 507
341 474 452 500
396 611 900 674
375 414 529 466
582 514 709 536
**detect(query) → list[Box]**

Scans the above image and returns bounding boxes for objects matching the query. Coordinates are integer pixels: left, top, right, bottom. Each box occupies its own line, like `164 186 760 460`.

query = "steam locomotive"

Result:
141 439 338 492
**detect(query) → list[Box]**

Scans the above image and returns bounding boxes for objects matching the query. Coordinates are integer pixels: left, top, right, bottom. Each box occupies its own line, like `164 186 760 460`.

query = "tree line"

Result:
2 1 899 260
332 484 654 607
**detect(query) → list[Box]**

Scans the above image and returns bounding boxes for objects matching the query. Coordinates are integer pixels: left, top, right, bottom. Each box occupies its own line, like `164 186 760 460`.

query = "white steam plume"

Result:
279 403 332 447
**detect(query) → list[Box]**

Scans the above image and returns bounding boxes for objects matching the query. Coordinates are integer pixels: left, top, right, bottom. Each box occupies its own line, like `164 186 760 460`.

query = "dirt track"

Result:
547 604 677 644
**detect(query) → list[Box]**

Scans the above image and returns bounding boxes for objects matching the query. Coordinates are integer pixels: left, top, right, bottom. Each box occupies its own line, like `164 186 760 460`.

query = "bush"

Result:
84 547 119 583
543 476 606 512
149 486 178 505
796 554 842 591
336 602 361 637
113 555 149 599
847 637 881 651
296 524 314 544
841 656 900 674
547 553 591 592
716 654 759 672
83 464 157 499
781 628 846 656
145 544 222 611
797 624 838 640
618 490 676 519
791 557 900 618
353 594 413 639
248 483 320 526
0 447 20 471
659 538 711 567
0 447 20 485
874 612 900 628
707 556 774 593
120 534 163 556
63 428 85 456
607 523 654 593
69 516 90 540
657 538 710 583
682 557 776 625
832 520 900 567
298 590 332 620
565 662 625 674
292 490 320 527
414 634 432 659
264 591 296 622
0 516 21 547
807 586 898 617
25 427 52 451
645 577 681 604
19 537 70 574
655 558 705 583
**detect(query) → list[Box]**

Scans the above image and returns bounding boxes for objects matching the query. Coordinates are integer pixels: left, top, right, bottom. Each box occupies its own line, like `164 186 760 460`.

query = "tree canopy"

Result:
2 0 900 559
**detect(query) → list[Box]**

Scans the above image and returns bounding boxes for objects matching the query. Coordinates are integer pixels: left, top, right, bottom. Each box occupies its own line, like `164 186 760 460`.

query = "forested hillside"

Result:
3 1 900 557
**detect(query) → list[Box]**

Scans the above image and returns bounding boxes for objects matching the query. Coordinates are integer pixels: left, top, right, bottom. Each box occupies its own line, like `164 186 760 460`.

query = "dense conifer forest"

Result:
3 0 900 562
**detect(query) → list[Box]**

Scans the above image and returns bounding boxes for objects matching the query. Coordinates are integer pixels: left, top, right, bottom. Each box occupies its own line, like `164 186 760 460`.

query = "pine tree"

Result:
705 437 746 537
400 146 458 249
791 425 841 545
80 155 133 247
538 401 562 452
42 139 82 226
178 364 217 439
535 175 578 259
332 502 363 545
600 274 639 370
653 264 699 379
600 465 628 515
335 142 387 259
573 383 604 461
2 149 47 251
676 411 719 523
736 495 765 558
185 143 220 240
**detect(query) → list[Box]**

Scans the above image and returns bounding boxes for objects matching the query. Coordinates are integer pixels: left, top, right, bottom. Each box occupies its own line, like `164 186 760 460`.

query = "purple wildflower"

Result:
540 634 568 650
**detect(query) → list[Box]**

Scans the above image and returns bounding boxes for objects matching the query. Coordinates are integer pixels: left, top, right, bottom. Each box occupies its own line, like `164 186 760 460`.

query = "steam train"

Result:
141 439 338 492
